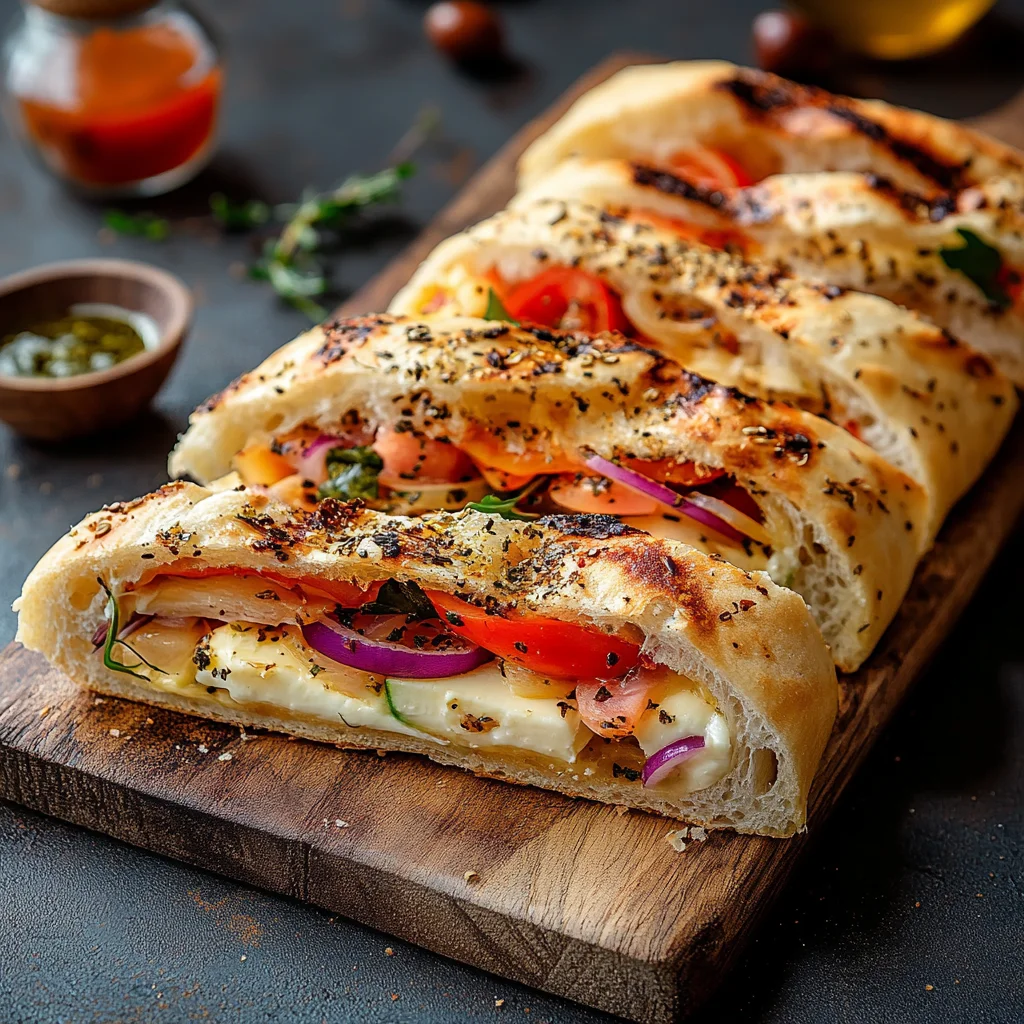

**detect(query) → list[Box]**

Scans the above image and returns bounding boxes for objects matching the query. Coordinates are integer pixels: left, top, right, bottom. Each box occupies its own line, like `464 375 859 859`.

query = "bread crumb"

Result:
145 718 154 726
925 984 933 991
335 819 349 828
690 826 707 842
390 993 399 1001
582 767 594 776
666 829 688 852
464 870 480 883
218 752 233 761
240 955 247 962
495 998 504 1007
376 749 387 757
93 697 106 705
384 947 394 956
38 706 51 718
198 744 209 754
109 728 120 738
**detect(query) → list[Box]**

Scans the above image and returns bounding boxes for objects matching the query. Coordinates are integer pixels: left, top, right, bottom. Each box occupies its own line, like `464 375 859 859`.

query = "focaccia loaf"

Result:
169 314 927 671
15 482 838 837
515 159 1024 385
518 60 1024 194
388 199 1017 542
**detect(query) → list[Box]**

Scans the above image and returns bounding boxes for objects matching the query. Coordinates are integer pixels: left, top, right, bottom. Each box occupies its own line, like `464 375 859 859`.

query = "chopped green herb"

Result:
359 578 437 621
317 445 384 501
938 228 1010 308
97 578 165 681
465 478 542 520
484 287 520 325
103 210 170 241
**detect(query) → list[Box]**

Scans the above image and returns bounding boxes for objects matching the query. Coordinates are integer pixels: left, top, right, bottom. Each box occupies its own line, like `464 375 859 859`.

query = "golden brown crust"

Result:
515 158 1024 385
15 482 838 837
389 200 1016 543
518 60 1024 194
169 314 927 670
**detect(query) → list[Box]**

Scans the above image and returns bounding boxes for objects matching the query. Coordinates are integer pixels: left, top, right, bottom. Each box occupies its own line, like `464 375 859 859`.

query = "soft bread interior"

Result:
15 482 838 837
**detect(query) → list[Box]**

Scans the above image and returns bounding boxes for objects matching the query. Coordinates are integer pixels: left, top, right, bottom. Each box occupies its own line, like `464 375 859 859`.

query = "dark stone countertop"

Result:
0 1 1022 1021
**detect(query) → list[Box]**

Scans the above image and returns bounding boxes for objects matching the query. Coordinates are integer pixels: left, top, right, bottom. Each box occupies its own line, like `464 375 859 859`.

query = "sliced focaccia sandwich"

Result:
515 160 1024 384
389 200 1017 542
169 314 927 671
518 60 1024 195
14 481 839 837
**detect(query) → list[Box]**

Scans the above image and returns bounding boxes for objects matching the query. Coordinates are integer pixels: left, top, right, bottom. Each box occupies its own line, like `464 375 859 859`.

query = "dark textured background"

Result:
1 1 1023 1021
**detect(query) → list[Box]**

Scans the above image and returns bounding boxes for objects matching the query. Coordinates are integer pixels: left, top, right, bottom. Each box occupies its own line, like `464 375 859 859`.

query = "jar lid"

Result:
28 0 159 17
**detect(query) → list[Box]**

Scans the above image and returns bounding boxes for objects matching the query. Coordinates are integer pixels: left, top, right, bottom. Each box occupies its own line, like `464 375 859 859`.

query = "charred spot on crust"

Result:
717 70 972 193
631 163 730 209
536 514 641 540
603 542 716 634
863 174 958 222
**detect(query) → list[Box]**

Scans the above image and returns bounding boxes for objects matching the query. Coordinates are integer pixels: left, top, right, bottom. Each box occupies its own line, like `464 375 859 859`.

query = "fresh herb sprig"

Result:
97 578 165 681
466 478 542 520
218 163 415 321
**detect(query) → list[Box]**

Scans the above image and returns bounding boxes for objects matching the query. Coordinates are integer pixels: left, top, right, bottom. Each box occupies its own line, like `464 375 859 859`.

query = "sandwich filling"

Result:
225 425 799 589
96 569 732 794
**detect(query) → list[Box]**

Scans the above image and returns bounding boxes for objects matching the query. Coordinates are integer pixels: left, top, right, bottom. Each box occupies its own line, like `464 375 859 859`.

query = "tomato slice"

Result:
427 591 640 680
504 268 631 334
666 146 754 190
575 674 653 738
373 426 479 484
624 458 726 489
548 473 660 516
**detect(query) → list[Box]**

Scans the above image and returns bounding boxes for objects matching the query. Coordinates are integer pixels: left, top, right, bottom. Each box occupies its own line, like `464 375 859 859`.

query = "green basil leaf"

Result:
484 288 520 325
938 228 1010 308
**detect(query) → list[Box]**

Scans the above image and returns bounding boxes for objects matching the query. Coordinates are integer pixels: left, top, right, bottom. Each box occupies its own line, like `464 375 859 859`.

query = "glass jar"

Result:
1 0 223 196
789 0 996 60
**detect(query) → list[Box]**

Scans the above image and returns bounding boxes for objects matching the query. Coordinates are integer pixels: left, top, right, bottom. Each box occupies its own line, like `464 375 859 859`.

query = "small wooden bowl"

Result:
0 259 192 441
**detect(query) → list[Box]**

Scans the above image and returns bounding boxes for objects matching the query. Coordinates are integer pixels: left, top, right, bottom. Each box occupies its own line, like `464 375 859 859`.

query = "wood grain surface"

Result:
2 53 1024 1023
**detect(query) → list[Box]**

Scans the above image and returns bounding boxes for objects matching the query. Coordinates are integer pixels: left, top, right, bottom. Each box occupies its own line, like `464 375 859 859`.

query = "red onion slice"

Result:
91 612 154 650
289 434 343 484
302 618 491 679
582 453 748 545
641 735 706 787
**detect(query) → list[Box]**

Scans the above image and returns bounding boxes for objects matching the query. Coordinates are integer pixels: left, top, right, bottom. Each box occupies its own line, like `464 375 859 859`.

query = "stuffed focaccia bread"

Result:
389 200 1016 542
15 481 838 837
169 314 926 671
518 60 1024 195
515 160 1024 384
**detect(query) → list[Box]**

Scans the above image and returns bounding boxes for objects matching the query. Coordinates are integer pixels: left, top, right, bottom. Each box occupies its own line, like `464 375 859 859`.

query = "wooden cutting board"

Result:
2 53 1024 1023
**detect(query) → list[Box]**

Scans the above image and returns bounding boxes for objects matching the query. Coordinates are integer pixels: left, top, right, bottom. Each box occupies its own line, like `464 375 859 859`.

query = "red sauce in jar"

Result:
17 20 221 187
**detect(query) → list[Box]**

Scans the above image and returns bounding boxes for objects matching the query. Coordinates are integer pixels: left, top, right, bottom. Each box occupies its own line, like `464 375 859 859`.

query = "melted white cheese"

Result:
192 623 437 742
633 688 732 792
385 662 587 761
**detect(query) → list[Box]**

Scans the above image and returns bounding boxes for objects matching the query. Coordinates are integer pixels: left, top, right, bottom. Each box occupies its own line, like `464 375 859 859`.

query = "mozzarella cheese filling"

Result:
110 577 733 794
